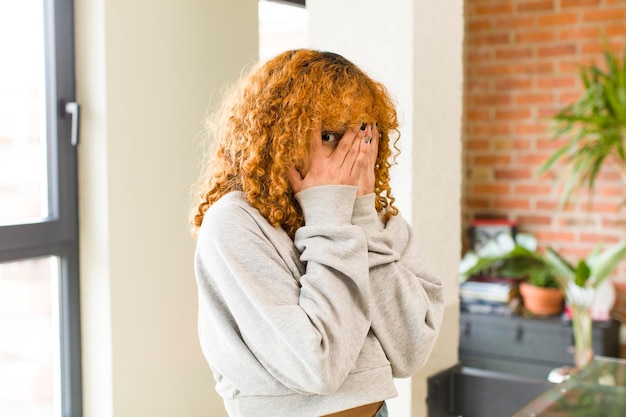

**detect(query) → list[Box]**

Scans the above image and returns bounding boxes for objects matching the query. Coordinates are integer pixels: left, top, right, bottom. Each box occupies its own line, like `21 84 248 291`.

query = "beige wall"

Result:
76 0 462 416
76 0 257 416
308 1 463 416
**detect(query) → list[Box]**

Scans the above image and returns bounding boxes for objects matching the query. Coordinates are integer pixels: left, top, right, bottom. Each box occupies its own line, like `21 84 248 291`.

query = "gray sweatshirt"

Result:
194 185 444 417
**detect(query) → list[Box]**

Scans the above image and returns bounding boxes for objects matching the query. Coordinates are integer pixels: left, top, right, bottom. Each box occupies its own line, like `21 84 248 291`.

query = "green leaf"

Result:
544 247 576 288
574 260 591 287
588 241 626 288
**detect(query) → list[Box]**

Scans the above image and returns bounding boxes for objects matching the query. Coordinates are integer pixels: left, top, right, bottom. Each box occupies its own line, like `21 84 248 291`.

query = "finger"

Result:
371 123 380 165
351 138 370 179
286 165 303 193
331 123 366 165
309 125 324 157
349 124 372 174
344 126 367 173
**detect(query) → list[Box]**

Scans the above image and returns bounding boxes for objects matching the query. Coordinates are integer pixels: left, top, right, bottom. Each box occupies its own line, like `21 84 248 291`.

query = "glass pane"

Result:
258 0 308 63
0 256 60 417
0 1 49 225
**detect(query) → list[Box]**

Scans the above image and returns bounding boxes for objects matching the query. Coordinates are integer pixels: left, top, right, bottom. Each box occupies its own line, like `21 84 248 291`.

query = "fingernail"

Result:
360 122 367 131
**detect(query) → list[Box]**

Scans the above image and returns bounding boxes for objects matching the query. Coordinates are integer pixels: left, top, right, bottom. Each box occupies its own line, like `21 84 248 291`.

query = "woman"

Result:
190 49 444 417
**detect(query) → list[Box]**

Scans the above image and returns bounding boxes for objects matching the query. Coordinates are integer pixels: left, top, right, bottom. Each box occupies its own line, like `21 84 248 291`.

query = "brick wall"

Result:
464 0 626 278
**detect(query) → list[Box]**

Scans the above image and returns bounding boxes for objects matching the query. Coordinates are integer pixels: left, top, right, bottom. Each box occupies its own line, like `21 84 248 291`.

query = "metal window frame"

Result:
265 0 306 7
0 0 82 415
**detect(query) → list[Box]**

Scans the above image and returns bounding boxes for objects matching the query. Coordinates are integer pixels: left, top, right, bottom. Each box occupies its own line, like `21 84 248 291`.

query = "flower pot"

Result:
520 281 564 316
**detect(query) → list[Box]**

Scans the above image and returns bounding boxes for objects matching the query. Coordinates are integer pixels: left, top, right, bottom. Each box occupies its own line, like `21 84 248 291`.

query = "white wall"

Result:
75 1 258 416
308 1 463 416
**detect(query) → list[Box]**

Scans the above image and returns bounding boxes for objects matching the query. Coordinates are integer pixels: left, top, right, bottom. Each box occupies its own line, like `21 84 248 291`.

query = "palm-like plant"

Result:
541 42 626 206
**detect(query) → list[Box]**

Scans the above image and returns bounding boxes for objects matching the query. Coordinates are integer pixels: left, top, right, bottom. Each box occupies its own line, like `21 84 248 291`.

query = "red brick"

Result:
558 59 592 73
514 123 550 134
537 75 577 88
515 93 555 105
468 20 492 31
475 64 515 76
473 124 512 135
515 184 553 194
560 27 602 40
536 138 569 150
495 78 533 90
559 91 582 104
516 31 556 43
538 13 579 26
516 215 553 225
536 200 559 210
597 186 626 197
515 154 547 167
555 216 598 227
496 47 534 60
534 230 576 242
596 170 623 182
561 0 601 7
465 139 491 150
511 139 533 150
538 44 578 57
583 9 626 22
493 199 532 210
589 201 623 213
476 4 514 15
581 233 620 244
493 139 533 150
602 217 626 228
475 94 513 106
465 197 490 210
495 109 532 119
536 106 562 118
581 40 625 54
514 62 554 74
470 33 512 46
466 51 492 62
467 109 491 121
465 79 491 91
606 24 626 37
473 183 511 194
494 168 533 180
495 16 535 29
474 154 512 165
518 0 555 12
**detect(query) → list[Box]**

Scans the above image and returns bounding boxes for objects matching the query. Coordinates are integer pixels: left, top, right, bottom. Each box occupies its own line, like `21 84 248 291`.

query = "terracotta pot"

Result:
520 281 564 316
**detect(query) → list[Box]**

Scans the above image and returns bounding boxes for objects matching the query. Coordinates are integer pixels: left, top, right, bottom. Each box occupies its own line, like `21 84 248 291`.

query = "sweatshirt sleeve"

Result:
195 186 371 395
351 194 445 378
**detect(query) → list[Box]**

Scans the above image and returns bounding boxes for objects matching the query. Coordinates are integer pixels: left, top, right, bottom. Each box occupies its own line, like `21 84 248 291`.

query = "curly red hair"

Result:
190 49 401 238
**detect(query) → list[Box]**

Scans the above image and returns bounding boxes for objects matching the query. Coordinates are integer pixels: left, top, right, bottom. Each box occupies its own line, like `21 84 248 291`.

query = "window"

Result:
258 0 308 63
0 0 81 416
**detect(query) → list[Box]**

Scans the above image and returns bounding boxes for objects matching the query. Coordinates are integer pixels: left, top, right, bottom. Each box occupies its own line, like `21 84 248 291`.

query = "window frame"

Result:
0 0 82 415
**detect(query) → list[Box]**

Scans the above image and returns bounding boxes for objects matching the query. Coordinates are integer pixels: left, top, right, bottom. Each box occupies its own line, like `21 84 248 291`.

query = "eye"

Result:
321 131 341 143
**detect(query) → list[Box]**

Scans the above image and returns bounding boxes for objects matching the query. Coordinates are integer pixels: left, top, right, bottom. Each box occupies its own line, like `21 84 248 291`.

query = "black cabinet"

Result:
459 312 621 379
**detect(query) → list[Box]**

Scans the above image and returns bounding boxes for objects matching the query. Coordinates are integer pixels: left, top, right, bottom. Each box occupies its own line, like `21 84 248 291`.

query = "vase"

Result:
565 282 596 369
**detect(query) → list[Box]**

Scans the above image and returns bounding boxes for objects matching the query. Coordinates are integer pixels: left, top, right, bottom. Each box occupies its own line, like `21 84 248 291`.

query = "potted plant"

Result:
540 41 626 206
460 233 564 316
543 241 626 369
